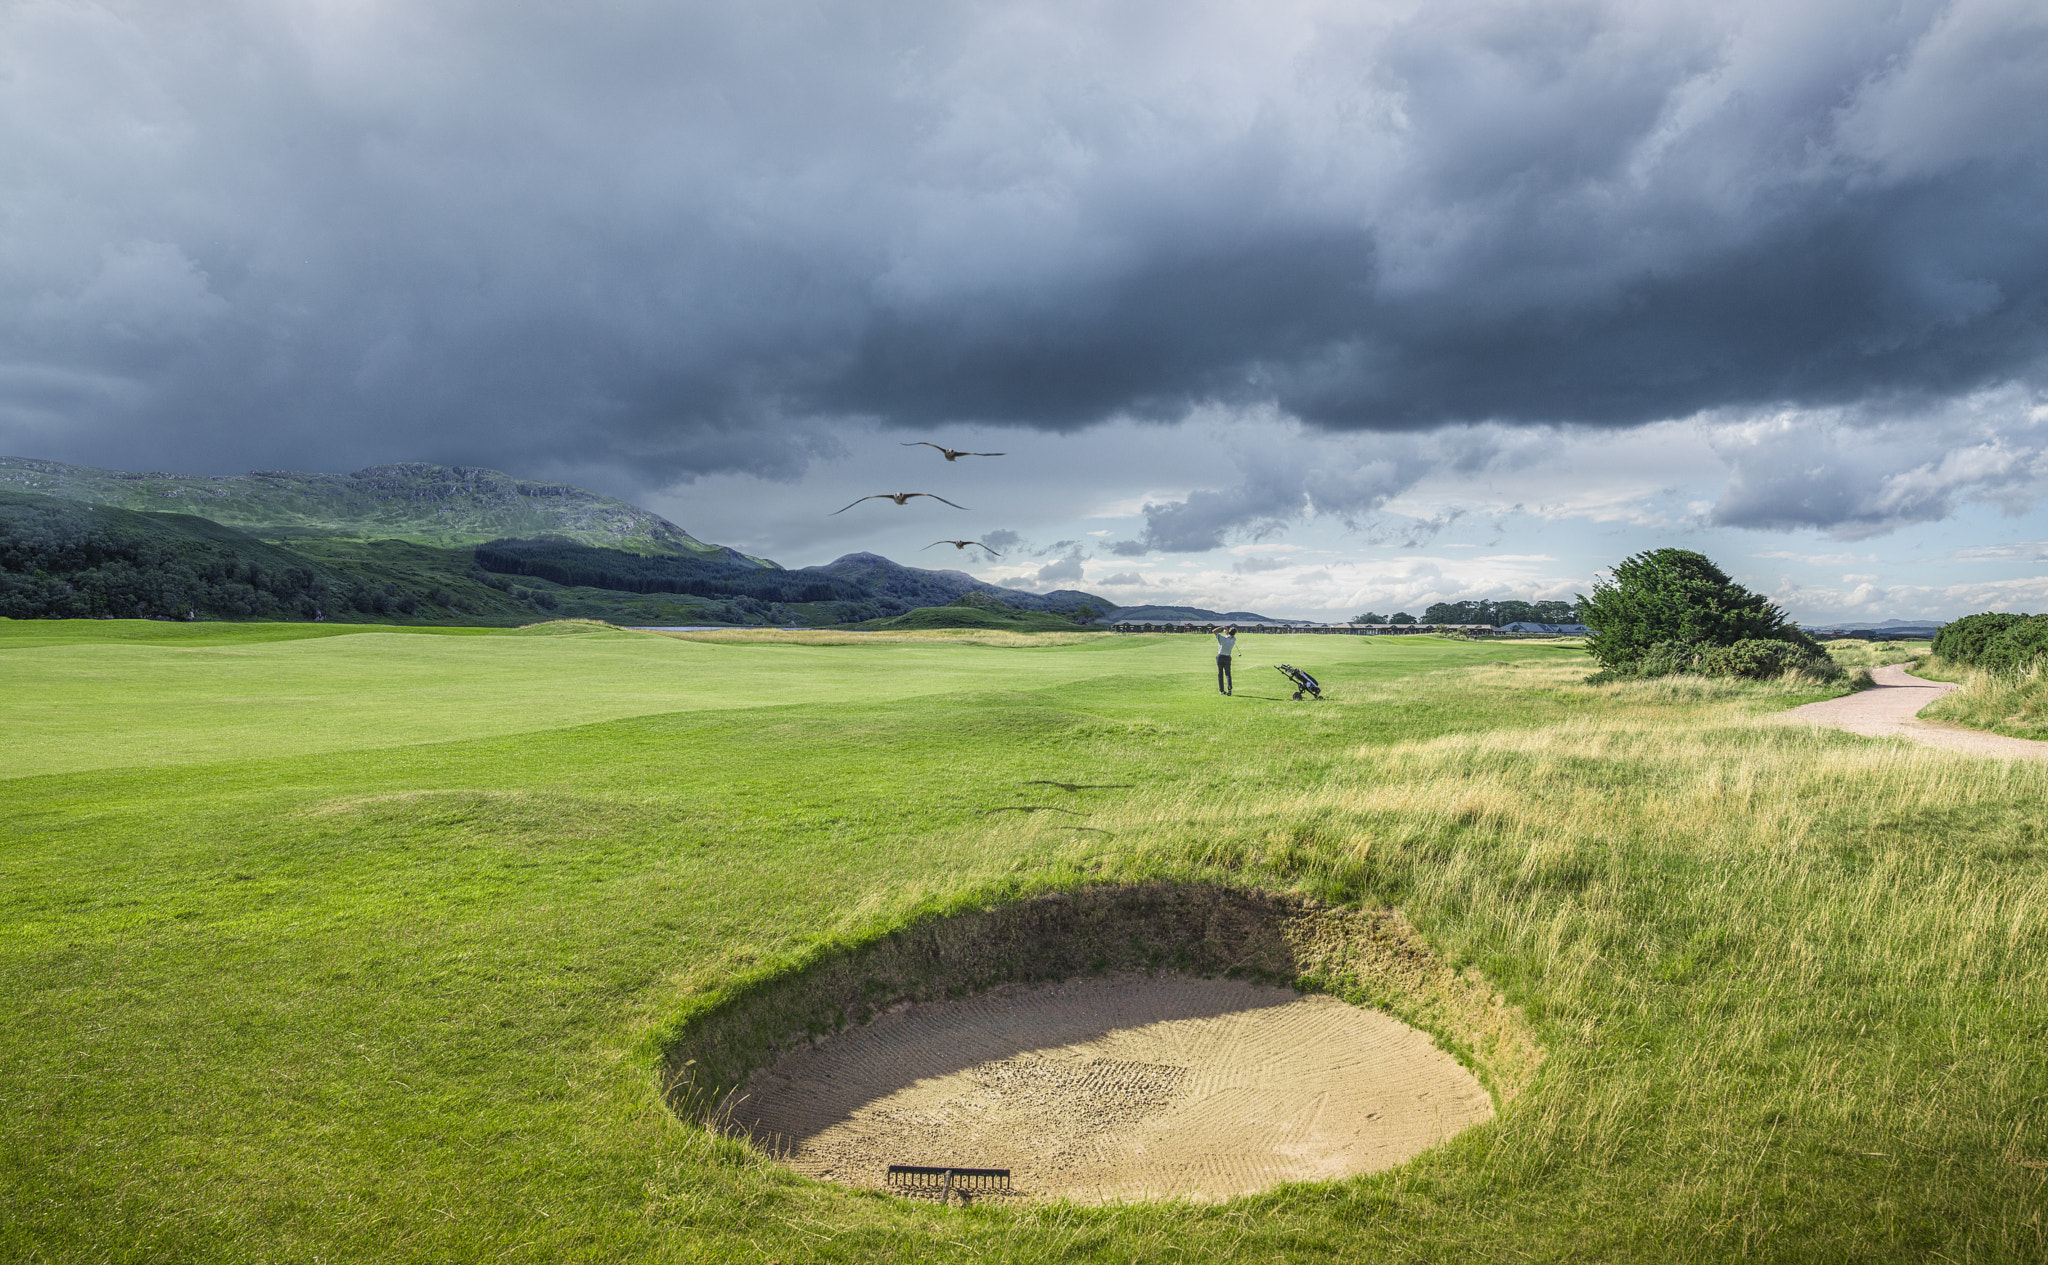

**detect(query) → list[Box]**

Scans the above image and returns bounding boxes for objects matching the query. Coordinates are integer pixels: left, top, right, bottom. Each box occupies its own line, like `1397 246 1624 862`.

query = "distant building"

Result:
1499 622 1592 635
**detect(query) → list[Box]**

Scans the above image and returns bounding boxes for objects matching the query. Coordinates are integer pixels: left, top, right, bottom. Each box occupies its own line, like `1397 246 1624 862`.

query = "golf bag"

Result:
1275 664 1322 700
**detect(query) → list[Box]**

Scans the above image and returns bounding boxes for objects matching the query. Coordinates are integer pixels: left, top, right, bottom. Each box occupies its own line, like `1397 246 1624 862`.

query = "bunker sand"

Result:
1779 663 2048 760
734 974 1492 1203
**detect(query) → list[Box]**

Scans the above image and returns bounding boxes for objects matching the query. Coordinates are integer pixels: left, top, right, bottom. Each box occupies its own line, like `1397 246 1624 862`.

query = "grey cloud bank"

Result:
4 0 2045 542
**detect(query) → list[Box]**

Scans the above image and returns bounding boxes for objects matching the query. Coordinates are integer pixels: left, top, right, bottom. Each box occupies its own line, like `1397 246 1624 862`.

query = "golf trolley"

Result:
1274 664 1323 700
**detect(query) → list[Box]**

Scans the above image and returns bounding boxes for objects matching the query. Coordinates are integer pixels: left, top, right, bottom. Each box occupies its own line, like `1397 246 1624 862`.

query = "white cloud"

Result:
1708 385 2048 538
1770 573 2048 621
1946 541 2048 562
1753 550 1877 565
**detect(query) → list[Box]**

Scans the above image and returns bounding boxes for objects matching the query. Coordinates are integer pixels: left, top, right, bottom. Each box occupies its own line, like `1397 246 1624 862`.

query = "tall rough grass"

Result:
1920 656 2048 741
959 661 2048 1259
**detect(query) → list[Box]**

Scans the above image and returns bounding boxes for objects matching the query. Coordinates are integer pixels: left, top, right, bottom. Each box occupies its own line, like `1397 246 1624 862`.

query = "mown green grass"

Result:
3 623 2044 1263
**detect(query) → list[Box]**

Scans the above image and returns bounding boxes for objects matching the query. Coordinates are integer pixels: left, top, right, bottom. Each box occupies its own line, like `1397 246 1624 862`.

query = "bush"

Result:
1981 617 2048 671
1933 611 2048 671
1634 639 1703 678
1591 636 1840 683
1578 548 1815 674
1699 638 1819 680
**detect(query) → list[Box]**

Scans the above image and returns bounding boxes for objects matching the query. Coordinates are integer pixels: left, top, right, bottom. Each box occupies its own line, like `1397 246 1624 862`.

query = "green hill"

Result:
0 456 760 560
842 603 1094 632
1 457 1128 629
0 490 760 625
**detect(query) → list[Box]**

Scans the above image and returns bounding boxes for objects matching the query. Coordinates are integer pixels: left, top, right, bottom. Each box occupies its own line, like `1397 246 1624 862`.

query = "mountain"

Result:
0 457 759 561
1102 604 1296 623
0 457 1124 627
799 552 1114 616
1800 619 1945 639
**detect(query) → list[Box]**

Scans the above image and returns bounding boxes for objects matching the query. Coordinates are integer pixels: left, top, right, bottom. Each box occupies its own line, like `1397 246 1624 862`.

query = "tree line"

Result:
1347 599 1578 625
0 491 347 620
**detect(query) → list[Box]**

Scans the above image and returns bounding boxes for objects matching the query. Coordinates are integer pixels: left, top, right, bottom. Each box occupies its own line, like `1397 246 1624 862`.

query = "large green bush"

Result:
1613 636 1835 682
1578 548 1819 675
1931 611 2048 671
1698 638 1816 679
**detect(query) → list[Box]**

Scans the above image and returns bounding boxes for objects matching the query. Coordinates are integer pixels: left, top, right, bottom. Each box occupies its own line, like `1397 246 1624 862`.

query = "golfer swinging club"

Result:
1214 625 1236 695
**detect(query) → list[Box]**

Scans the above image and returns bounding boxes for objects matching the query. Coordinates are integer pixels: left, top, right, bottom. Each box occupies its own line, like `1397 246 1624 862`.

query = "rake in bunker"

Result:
886 1164 1013 1204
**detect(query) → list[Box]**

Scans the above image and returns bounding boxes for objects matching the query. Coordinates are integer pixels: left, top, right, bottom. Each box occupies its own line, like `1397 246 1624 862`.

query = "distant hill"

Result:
1102 604 1295 623
0 456 760 561
1 456 1138 627
841 604 1092 632
475 538 864 605
1801 619 1944 639
799 552 1113 617
0 490 349 621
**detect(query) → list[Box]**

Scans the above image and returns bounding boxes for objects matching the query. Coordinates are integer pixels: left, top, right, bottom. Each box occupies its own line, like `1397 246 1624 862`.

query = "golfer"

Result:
1213 625 1236 695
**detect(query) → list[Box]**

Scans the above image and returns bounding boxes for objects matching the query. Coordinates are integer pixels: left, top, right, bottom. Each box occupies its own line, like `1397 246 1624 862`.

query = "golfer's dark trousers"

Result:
1217 654 1233 694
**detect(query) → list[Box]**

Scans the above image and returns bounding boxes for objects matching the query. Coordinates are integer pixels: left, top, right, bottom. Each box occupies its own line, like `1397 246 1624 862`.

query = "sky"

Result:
3 0 2046 622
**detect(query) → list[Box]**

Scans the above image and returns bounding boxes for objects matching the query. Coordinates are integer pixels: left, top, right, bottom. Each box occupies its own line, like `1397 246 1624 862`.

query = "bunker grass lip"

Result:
660 881 1541 1201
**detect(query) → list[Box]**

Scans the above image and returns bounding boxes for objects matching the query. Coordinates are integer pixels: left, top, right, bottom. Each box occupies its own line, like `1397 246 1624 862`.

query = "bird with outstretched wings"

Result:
924 539 1002 557
902 442 1005 461
829 492 971 514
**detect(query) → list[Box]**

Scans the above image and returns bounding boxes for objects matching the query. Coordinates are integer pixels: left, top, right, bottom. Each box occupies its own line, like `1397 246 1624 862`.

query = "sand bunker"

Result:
664 883 1541 1203
734 973 1493 1203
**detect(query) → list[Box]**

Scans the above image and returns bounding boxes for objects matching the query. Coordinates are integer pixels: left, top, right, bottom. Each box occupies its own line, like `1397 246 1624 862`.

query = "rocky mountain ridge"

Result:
0 457 757 562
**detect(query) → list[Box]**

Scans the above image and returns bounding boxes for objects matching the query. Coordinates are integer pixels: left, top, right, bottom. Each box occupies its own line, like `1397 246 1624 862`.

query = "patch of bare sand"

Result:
733 974 1491 1204
1778 663 2048 760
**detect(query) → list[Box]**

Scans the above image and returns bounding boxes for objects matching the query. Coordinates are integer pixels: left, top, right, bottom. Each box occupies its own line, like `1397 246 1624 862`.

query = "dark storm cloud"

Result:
3 0 2046 514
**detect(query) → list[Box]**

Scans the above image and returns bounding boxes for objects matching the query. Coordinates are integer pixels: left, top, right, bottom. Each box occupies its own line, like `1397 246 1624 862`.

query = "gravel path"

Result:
1778 663 2048 760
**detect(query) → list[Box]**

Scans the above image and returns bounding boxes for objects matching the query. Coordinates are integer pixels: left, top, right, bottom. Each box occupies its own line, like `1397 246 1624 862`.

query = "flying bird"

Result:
1023 781 1134 792
829 492 970 515
902 442 1005 461
924 539 1003 557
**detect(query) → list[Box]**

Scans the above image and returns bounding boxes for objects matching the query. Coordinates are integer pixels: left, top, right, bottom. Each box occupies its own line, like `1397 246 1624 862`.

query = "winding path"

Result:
1778 663 2048 760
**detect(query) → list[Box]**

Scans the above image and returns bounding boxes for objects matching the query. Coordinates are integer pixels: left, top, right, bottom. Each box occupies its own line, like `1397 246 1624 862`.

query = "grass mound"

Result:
500 618 644 637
